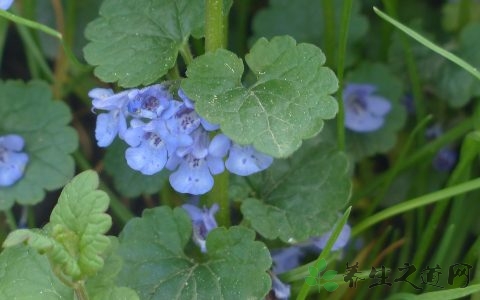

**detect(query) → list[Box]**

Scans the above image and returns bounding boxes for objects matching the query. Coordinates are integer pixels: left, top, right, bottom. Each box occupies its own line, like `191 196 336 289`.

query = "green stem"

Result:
204 0 229 226
205 0 225 52
352 177 480 237
321 0 335 68
73 281 90 300
335 0 354 151
14 20 54 81
205 172 230 227
0 8 60 39
3 209 17 230
180 43 194 66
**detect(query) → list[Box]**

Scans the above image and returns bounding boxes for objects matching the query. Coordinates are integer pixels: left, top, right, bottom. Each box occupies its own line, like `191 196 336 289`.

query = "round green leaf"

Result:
241 140 351 242
104 139 169 197
84 0 204 87
182 36 339 158
0 80 78 209
116 206 272 299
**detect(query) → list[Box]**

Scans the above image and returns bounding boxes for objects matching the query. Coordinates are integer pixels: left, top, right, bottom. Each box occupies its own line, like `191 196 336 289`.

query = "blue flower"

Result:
433 147 457 172
0 134 28 187
123 119 178 175
425 124 458 172
343 83 391 132
127 84 172 119
89 88 130 147
178 89 220 131
271 273 291 300
0 0 13 10
166 101 202 136
225 144 273 176
311 223 351 251
271 246 303 274
167 131 229 195
182 203 219 253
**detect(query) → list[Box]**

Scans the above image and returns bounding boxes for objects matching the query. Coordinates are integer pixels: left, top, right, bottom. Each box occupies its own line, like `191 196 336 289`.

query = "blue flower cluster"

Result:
0 134 29 187
90 84 273 195
343 83 391 132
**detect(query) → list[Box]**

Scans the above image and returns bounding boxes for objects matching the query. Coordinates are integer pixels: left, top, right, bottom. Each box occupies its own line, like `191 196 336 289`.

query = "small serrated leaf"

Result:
304 276 319 287
321 270 338 281
182 35 338 158
323 281 339 292
2 229 54 252
316 259 327 273
0 80 78 209
48 170 112 279
116 206 272 299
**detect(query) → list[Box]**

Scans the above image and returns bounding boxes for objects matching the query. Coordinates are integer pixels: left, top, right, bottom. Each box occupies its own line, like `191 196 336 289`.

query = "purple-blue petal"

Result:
0 0 14 10
181 203 219 253
0 151 28 187
311 223 351 251
365 96 391 116
0 134 25 151
182 204 203 221
343 83 391 133
225 144 273 176
95 112 119 147
209 134 231 157
169 156 214 194
91 89 130 111
344 109 385 132
207 156 225 175
201 118 220 131
127 84 171 119
271 246 303 274
271 274 291 300
125 144 167 175
433 147 457 172
178 89 195 109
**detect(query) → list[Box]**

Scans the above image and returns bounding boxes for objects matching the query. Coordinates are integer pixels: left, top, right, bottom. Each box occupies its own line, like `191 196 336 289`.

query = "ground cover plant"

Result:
1 0 480 299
